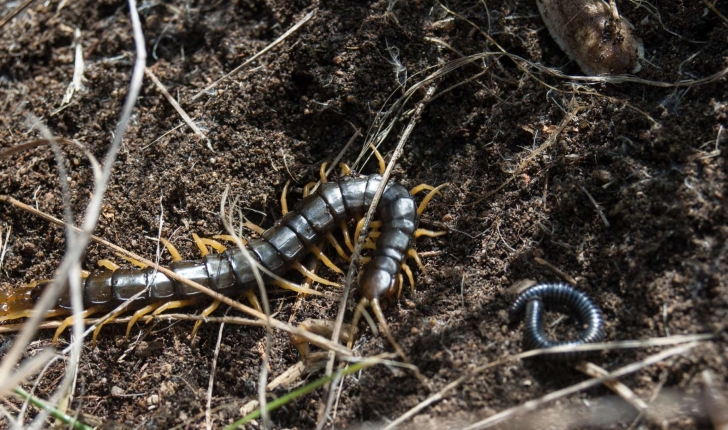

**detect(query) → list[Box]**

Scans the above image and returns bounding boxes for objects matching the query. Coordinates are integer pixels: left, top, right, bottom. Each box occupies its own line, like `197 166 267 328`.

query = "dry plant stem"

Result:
144 67 210 151
0 0 146 403
383 333 712 429
702 0 728 24
580 185 610 227
0 0 34 29
189 10 315 102
533 257 577 284
460 342 700 430
317 84 438 429
575 361 648 412
702 370 728 430
206 319 226 430
0 195 351 356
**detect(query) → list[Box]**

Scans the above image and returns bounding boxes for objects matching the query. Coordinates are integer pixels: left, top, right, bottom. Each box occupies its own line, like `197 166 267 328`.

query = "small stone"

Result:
147 394 159 407
111 386 124 397
411 327 420 335
442 213 453 222
593 169 613 184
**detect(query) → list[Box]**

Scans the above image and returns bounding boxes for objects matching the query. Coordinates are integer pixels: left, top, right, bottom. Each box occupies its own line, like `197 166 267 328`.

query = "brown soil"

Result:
0 0 726 429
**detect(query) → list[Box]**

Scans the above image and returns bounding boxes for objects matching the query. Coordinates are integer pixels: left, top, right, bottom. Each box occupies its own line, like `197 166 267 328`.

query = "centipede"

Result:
0 162 447 355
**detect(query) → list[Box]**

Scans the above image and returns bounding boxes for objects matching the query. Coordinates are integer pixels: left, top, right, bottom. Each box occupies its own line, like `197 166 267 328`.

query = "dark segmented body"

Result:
51 174 417 312
509 283 605 361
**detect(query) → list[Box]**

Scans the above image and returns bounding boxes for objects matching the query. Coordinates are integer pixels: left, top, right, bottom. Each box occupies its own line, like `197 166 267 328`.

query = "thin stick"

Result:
533 256 577 285
575 361 647 412
0 0 34 29
189 10 315 102
460 343 700 430
580 185 610 227
205 318 226 430
144 67 211 151
703 0 728 24
318 84 438 429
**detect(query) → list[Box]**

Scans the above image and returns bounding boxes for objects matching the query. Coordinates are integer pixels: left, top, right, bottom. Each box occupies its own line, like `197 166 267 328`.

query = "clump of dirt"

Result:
0 0 726 428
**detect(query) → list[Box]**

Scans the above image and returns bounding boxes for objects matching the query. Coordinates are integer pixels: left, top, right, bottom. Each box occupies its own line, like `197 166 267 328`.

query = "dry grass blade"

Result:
460 342 700 430
0 0 34 29
189 10 315 102
575 361 648 412
144 67 211 151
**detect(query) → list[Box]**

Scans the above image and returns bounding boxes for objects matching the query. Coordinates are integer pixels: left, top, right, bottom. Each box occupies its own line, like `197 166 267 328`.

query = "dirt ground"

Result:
0 0 727 428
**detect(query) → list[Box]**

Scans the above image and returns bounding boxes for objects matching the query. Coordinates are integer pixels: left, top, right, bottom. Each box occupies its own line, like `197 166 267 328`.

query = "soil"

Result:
0 0 727 429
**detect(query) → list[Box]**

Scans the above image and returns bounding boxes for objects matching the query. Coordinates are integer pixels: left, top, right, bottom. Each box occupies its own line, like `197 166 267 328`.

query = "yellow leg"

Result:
370 298 408 362
303 181 317 197
281 180 291 215
126 303 162 339
417 183 449 216
339 163 351 176
292 261 341 287
359 256 371 265
407 249 426 273
53 306 101 346
363 239 377 250
81 270 90 278
148 299 196 320
192 233 209 257
0 308 67 323
244 290 263 313
92 307 126 346
191 299 222 341
243 221 265 235
269 279 325 296
396 273 404 300
355 218 382 244
200 237 226 253
414 228 447 238
368 231 381 239
97 259 120 271
325 233 350 262
401 262 415 295
213 234 248 246
310 244 343 274
369 143 386 175
410 184 436 196
319 162 329 183
341 222 355 253
160 238 183 262
115 253 148 269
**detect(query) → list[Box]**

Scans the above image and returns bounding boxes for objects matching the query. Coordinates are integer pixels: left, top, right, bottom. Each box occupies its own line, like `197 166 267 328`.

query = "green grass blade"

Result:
225 361 370 429
13 386 93 430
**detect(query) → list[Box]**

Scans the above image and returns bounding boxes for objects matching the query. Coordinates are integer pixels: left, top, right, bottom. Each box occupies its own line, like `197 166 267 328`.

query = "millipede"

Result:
0 160 447 355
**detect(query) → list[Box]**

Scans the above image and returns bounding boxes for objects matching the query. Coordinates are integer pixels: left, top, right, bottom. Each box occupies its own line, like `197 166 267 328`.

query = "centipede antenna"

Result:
349 298 380 349
370 298 409 363
281 180 291 215
416 183 449 216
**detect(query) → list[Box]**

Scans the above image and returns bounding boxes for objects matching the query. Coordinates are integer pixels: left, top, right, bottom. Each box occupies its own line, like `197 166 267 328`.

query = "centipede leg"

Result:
348 298 378 350
338 163 351 176
409 184 436 196
281 180 291 216
354 218 382 244
115 253 148 269
292 261 341 287
269 279 325 296
416 183 449 216
370 298 408 363
340 222 355 253
213 234 248 246
146 299 197 323
97 259 120 271
191 299 222 341
243 290 263 312
302 181 316 197
401 262 415 295
52 305 103 346
292 319 352 358
126 303 163 339
407 248 426 273
319 162 329 183
369 143 386 175
92 308 127 347
414 228 447 238
325 232 350 262
160 238 184 262
243 221 265 235
310 244 343 274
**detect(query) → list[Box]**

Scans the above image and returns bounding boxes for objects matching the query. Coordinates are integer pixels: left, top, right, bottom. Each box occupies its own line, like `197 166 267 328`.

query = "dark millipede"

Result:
509 283 606 360
1 170 445 354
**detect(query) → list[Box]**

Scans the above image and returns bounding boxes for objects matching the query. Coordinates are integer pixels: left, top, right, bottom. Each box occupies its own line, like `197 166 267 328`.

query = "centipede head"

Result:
358 261 399 302
0 280 49 321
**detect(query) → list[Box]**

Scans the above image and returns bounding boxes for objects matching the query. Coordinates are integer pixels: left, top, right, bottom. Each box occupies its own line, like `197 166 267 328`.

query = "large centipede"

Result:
0 169 445 354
